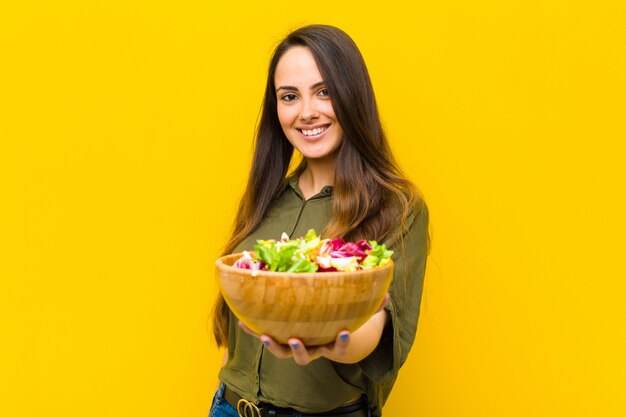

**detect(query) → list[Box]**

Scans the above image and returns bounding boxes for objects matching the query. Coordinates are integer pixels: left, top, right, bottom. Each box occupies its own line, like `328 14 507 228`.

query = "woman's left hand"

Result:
238 321 351 366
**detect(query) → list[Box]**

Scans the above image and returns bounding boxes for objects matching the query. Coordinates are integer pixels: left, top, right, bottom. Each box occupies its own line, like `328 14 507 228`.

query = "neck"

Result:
299 156 336 200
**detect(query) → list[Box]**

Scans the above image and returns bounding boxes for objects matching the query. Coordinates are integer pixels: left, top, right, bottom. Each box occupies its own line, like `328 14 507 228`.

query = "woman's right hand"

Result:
238 320 350 366
238 292 390 366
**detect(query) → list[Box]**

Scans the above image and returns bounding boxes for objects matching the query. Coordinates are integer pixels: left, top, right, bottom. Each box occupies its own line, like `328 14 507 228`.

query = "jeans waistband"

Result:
223 385 369 417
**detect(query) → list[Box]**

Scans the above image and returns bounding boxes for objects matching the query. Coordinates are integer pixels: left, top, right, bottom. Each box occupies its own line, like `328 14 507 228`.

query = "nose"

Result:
299 97 319 120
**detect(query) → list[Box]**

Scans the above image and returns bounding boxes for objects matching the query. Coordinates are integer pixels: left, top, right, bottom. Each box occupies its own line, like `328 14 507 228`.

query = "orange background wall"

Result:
1 1 625 416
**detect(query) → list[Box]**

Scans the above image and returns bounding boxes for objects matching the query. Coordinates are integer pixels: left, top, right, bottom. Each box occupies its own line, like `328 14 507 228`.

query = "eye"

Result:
317 88 329 97
281 93 297 102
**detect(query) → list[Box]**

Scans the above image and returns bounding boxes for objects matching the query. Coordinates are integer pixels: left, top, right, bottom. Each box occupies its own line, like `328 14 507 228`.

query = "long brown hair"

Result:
212 24 425 347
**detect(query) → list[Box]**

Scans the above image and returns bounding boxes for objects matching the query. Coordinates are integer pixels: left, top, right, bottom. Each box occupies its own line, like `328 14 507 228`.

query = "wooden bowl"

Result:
216 253 393 345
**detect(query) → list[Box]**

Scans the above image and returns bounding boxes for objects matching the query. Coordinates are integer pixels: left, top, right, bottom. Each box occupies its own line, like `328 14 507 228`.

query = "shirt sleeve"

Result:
357 199 429 384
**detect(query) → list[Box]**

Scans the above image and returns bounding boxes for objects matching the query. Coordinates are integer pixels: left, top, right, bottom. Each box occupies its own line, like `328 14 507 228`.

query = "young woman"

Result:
210 24 429 417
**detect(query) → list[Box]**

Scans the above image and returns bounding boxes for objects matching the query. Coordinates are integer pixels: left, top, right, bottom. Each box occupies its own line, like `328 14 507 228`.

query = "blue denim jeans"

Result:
209 384 239 417
209 383 371 417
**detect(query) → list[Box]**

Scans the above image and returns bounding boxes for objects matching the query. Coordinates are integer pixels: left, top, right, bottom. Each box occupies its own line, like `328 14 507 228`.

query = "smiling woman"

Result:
275 46 344 166
210 24 429 417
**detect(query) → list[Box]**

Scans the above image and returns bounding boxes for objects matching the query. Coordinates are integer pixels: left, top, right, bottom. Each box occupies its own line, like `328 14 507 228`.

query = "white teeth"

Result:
301 126 327 136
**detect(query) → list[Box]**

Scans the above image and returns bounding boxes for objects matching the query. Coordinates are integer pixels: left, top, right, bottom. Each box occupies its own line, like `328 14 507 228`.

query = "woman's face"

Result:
274 46 344 162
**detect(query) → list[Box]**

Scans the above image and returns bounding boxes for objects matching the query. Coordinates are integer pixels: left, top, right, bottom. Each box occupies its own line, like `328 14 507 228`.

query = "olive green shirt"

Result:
218 177 429 417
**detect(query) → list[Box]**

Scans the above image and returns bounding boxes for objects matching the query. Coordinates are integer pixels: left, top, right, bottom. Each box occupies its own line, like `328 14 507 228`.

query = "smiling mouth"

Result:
298 125 330 137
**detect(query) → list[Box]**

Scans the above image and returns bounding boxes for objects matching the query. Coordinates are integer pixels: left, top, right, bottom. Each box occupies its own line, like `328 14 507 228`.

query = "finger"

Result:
261 335 293 360
238 322 292 359
316 331 349 359
288 338 313 366
332 331 350 357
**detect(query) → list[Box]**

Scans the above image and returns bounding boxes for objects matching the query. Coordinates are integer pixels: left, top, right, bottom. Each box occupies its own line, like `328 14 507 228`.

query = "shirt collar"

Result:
287 174 333 199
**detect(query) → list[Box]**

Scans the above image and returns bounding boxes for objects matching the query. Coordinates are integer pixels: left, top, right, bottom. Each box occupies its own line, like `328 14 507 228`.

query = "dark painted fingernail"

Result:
262 340 270 346
290 343 299 350
340 333 349 342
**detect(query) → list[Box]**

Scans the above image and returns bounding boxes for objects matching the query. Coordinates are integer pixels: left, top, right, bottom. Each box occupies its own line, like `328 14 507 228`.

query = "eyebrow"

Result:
276 81 325 92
